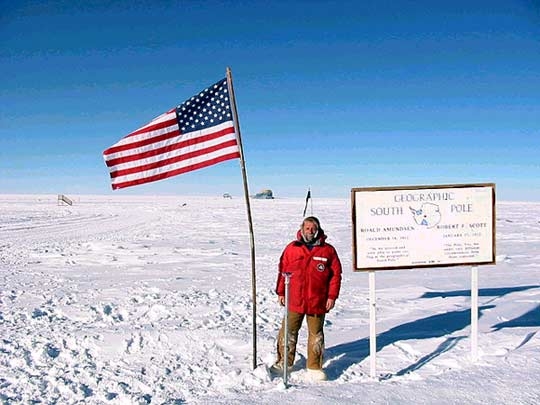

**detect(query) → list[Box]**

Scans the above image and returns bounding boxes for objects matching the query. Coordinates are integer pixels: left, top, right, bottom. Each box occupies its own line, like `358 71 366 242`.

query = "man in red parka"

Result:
272 216 342 381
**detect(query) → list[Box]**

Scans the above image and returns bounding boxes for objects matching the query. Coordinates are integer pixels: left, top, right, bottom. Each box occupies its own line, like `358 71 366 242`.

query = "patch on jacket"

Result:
313 256 327 262
316 263 326 272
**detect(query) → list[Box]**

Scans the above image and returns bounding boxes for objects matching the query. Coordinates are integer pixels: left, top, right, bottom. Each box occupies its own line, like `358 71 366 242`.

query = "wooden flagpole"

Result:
226 67 258 369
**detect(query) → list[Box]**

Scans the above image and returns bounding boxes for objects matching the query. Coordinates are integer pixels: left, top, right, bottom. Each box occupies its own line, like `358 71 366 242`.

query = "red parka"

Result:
275 230 342 315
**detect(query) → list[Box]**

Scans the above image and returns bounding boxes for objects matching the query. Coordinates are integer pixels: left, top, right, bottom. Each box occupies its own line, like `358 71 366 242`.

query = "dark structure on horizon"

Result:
253 189 274 199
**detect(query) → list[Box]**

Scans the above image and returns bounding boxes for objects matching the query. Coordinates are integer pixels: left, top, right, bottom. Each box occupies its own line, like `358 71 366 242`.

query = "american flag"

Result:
103 78 240 190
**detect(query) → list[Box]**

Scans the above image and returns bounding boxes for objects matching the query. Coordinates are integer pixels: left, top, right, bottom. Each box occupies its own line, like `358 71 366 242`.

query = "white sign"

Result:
352 183 495 271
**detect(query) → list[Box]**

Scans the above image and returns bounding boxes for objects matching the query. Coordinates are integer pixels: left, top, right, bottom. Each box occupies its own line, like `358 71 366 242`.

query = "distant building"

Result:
253 189 274 199
223 193 232 199
57 194 73 206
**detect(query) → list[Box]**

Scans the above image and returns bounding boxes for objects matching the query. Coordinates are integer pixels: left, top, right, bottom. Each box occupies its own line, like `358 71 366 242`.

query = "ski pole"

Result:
283 272 292 387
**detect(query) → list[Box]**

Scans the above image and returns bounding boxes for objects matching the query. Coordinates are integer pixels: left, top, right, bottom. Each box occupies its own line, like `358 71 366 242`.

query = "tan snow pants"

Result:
276 311 325 370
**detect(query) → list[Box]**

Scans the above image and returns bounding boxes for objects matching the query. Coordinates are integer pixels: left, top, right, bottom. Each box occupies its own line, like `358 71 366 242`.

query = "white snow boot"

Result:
306 368 327 381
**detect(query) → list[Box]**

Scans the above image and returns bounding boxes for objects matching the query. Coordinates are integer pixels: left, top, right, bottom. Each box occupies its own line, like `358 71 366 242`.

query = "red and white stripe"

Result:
103 109 240 190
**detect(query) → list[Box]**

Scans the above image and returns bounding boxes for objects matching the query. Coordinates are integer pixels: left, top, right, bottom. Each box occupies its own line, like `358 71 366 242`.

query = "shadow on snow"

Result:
325 285 540 380
420 285 540 300
325 305 495 380
492 304 540 330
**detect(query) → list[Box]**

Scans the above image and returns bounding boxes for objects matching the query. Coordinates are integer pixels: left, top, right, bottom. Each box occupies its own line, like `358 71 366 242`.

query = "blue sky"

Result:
1 0 539 200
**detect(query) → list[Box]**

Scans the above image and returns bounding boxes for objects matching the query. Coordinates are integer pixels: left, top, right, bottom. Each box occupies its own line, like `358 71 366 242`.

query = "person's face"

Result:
302 221 318 242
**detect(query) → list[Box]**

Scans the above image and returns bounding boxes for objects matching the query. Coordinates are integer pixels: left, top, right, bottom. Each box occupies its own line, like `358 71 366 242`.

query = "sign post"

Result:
471 266 479 361
368 270 377 379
